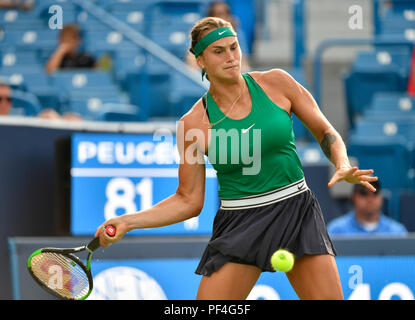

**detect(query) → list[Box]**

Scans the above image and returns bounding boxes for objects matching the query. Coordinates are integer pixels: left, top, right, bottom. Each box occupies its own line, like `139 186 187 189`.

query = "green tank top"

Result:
205 73 304 199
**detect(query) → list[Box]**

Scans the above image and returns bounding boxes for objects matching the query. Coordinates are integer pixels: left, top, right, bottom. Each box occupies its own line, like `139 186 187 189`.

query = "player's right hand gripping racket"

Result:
27 225 116 300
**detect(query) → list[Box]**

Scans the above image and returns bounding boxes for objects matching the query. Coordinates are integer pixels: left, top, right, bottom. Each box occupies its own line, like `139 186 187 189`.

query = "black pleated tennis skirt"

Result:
195 189 337 276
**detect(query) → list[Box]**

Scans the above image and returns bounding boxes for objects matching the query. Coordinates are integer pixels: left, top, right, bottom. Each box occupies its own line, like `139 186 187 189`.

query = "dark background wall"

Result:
0 123 74 299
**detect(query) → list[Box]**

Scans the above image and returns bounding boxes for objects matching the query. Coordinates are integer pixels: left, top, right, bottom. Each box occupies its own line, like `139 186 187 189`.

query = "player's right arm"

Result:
95 102 208 246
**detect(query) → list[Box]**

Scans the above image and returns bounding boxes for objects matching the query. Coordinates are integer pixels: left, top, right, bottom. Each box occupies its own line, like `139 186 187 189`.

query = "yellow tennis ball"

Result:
271 249 294 272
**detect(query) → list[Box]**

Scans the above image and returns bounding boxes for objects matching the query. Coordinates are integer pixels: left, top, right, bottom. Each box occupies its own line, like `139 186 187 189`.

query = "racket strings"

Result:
30 252 90 299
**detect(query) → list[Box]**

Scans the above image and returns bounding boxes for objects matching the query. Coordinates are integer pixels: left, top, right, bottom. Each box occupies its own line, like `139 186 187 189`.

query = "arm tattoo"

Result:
320 133 337 160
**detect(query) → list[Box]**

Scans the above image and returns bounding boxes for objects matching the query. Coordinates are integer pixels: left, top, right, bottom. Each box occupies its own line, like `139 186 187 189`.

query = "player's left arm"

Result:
275 69 378 191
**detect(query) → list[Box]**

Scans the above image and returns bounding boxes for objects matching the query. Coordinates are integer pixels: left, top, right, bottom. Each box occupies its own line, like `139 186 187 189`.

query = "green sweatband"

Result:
193 26 237 58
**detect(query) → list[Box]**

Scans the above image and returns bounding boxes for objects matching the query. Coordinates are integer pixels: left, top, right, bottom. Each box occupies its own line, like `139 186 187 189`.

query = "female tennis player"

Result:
95 17 378 300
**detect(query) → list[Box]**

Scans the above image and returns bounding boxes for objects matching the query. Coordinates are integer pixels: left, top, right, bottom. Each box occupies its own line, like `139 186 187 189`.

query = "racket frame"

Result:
27 241 96 300
27 227 114 300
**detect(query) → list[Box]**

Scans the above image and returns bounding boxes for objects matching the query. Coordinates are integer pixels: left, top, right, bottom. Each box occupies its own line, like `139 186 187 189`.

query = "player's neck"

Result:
209 75 245 107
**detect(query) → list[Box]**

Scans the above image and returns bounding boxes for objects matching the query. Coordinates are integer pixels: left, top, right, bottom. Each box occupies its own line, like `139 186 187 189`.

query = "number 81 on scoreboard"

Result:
71 176 219 236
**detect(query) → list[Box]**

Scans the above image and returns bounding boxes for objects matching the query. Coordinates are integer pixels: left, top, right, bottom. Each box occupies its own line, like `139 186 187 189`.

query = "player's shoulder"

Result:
248 68 297 89
249 68 294 81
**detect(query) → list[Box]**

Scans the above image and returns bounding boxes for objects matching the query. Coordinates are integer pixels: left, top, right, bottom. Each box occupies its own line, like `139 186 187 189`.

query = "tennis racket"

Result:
27 225 116 300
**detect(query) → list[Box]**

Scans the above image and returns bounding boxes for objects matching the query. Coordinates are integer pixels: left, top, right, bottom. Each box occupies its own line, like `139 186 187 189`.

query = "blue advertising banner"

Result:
70 132 219 236
87 256 415 300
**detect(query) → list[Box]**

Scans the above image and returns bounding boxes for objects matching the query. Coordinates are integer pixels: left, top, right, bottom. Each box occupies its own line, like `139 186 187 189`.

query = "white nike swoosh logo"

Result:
242 123 255 134
218 31 226 35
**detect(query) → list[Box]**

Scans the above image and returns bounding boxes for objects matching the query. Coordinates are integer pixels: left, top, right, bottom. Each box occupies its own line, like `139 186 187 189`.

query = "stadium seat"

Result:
104 0 150 32
347 133 413 220
0 29 57 50
353 48 411 73
50 70 117 93
375 30 415 44
348 135 414 190
101 0 157 11
344 73 406 126
0 66 62 111
0 66 49 91
9 89 42 116
364 92 415 119
83 30 138 57
387 1 415 13
351 118 415 142
99 0 155 37
363 109 415 121
167 71 205 117
0 50 40 68
365 92 415 123
0 9 44 30
110 10 145 31
344 48 411 124
0 8 38 21
76 10 113 32
1 19 45 32
111 49 146 88
380 9 415 34
93 103 141 122
49 70 123 114
147 29 190 59
67 96 124 120
125 67 172 121
30 87 63 112
370 92 415 112
68 87 122 104
146 1 205 59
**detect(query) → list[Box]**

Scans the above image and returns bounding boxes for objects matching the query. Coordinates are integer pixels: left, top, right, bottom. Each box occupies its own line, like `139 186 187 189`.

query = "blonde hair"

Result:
189 17 234 56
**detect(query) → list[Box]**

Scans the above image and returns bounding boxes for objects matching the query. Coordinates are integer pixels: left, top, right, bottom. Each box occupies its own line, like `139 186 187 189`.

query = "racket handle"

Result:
87 237 101 252
87 225 117 252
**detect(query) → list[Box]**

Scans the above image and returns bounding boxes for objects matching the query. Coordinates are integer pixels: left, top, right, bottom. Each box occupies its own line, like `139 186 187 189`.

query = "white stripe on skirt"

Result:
220 178 309 210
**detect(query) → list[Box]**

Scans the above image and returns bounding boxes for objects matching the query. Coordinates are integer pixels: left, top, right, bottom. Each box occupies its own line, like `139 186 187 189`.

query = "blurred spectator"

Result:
0 0 34 10
37 109 83 121
45 24 95 74
0 80 82 121
327 181 408 237
186 1 251 72
0 82 12 116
